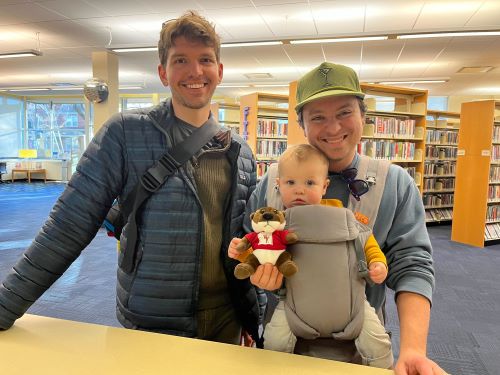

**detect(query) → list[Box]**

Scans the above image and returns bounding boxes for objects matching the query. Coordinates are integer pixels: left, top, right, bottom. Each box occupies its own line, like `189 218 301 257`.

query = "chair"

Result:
0 162 6 183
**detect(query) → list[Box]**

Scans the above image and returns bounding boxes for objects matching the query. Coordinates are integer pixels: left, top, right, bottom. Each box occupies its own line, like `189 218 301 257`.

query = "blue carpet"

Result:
1 182 499 374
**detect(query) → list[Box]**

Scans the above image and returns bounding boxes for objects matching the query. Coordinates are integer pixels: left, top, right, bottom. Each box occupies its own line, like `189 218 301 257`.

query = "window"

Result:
0 95 24 158
26 101 85 161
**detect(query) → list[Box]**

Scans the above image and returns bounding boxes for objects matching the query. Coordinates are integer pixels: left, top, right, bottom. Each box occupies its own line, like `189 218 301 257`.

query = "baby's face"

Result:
277 158 329 208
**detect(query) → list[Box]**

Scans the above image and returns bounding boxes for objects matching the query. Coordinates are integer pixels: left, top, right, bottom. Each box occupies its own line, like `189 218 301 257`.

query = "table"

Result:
11 168 46 183
0 314 393 375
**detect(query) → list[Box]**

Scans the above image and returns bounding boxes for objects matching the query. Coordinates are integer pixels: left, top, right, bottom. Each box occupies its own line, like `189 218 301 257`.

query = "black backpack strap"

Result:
121 117 220 273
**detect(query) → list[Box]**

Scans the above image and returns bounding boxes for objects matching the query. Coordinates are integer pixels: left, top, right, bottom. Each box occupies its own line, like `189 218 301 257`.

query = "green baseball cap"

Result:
295 62 365 113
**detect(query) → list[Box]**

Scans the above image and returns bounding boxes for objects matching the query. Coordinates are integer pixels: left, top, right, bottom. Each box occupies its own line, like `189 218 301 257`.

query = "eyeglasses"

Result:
330 168 369 201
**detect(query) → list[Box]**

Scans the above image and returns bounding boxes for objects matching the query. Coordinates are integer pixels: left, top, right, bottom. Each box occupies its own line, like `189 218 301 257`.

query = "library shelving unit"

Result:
287 81 307 146
452 100 500 247
210 102 240 133
239 93 289 179
423 110 460 224
359 83 427 193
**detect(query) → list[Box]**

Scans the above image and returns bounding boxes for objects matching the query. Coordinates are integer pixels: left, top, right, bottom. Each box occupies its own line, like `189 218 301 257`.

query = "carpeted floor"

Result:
0 181 499 374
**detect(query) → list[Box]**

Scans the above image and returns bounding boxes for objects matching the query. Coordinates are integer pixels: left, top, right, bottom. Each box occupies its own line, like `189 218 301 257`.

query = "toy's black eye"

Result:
273 209 278 214
260 209 265 214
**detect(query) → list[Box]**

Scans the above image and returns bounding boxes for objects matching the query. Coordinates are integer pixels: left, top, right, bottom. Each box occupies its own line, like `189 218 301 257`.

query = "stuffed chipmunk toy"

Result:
234 207 299 280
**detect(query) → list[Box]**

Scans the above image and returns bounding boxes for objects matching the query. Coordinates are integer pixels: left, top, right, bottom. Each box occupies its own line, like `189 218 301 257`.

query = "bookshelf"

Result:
424 110 460 224
359 83 427 193
239 93 289 179
452 100 500 247
211 102 240 133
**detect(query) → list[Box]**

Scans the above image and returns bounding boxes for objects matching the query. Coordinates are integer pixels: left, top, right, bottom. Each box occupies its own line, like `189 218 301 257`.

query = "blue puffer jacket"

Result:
0 100 261 342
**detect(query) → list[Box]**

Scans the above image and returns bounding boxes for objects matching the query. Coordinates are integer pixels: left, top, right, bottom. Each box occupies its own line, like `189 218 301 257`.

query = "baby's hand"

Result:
368 262 388 284
228 237 242 259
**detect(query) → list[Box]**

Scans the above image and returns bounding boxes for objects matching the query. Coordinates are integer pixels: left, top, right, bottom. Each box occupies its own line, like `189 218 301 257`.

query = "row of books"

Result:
423 193 454 207
489 166 500 182
404 167 416 178
358 140 416 160
424 161 456 175
484 223 500 240
365 116 416 137
256 119 288 138
486 205 500 222
425 208 453 222
425 146 458 159
256 161 276 178
423 178 455 190
487 185 500 200
256 140 287 159
492 145 500 161
493 126 500 143
425 130 458 144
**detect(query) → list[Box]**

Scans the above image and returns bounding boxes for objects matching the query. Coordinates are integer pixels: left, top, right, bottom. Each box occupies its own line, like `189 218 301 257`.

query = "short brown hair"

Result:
158 10 221 66
278 144 329 177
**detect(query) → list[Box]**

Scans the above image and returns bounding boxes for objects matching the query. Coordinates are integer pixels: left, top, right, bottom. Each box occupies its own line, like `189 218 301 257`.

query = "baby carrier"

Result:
265 155 390 341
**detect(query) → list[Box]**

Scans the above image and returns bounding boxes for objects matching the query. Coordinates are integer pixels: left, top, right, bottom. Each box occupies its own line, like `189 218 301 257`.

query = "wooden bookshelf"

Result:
424 110 460 224
359 83 427 193
287 81 307 146
211 102 240 133
452 100 500 247
239 93 289 179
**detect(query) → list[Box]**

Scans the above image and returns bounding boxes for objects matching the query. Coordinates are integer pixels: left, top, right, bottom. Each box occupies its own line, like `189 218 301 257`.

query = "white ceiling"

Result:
1 0 500 99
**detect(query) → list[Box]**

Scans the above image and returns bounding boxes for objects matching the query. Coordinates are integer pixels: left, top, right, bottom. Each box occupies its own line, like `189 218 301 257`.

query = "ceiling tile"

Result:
465 0 500 27
80 0 156 16
257 3 317 37
310 1 365 36
365 0 424 33
204 8 273 40
0 2 63 24
36 0 105 19
414 1 483 30
191 0 254 9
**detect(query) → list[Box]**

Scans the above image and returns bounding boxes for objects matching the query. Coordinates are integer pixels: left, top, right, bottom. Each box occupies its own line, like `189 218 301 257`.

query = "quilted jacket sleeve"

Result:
0 113 127 330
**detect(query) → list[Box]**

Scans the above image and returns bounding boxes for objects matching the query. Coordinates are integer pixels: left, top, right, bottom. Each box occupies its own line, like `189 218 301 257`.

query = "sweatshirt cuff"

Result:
393 276 434 306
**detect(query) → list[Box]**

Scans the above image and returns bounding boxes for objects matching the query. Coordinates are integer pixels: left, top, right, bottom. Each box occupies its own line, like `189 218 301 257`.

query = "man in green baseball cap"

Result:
245 62 445 375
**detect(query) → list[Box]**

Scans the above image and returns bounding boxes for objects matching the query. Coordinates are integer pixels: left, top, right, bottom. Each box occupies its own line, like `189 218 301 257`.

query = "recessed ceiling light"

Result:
457 66 494 74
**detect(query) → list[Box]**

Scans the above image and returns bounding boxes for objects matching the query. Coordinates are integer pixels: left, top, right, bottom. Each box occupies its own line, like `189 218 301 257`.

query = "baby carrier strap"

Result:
348 155 390 229
283 205 367 341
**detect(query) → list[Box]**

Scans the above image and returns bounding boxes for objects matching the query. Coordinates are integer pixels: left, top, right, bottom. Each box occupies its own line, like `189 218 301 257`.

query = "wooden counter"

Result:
0 314 393 374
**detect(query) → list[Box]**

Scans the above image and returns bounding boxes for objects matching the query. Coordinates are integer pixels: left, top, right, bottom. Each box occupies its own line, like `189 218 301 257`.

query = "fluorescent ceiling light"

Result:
218 85 250 88
221 41 282 48
378 80 448 84
119 86 144 90
9 88 50 92
253 84 289 87
0 49 42 59
110 47 157 53
50 86 83 91
290 36 388 44
397 31 500 39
